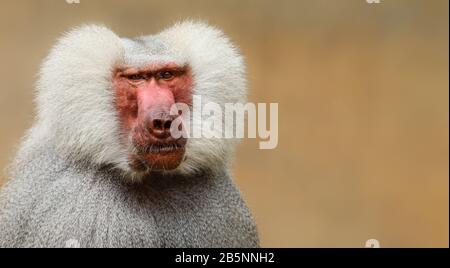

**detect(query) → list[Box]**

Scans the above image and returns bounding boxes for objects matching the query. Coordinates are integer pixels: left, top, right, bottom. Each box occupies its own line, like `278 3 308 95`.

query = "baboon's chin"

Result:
129 148 186 173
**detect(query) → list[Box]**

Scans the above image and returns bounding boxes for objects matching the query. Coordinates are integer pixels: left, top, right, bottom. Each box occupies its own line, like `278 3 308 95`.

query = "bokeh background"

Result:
0 0 448 247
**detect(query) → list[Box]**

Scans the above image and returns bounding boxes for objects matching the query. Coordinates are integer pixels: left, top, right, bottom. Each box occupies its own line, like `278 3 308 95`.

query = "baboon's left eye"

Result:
158 71 175 80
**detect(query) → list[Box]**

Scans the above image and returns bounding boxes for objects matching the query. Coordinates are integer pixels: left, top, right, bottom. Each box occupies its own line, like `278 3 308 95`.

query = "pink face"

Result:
113 63 193 172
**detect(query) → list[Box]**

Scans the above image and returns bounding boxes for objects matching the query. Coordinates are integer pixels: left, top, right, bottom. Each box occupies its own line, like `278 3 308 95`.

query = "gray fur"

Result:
0 22 259 248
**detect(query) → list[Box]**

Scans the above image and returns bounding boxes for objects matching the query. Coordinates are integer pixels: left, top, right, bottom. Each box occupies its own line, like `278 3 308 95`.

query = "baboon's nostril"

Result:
153 119 163 130
164 120 172 130
148 114 176 140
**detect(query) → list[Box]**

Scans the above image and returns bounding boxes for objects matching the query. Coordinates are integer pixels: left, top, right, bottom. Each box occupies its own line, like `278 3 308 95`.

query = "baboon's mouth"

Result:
130 142 186 172
139 143 185 154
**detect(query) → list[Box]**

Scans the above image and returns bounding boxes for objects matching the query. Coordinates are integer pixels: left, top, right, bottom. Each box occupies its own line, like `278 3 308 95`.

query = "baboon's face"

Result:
36 23 245 178
113 63 193 172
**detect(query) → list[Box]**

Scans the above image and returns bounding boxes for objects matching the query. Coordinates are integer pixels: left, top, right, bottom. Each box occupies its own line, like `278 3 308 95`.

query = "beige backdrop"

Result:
0 0 448 247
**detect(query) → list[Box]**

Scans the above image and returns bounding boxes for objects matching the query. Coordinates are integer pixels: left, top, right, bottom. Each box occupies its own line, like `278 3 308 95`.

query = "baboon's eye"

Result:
127 74 146 81
158 71 175 81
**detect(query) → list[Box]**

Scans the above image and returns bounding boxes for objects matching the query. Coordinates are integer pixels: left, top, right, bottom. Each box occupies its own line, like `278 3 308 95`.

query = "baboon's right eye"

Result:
127 74 146 81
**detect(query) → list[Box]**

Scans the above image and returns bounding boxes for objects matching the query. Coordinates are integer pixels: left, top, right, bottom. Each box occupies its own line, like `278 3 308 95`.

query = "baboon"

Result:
0 21 259 248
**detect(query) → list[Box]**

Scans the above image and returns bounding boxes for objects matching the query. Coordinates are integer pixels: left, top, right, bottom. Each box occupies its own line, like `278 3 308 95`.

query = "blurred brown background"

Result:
0 0 448 247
